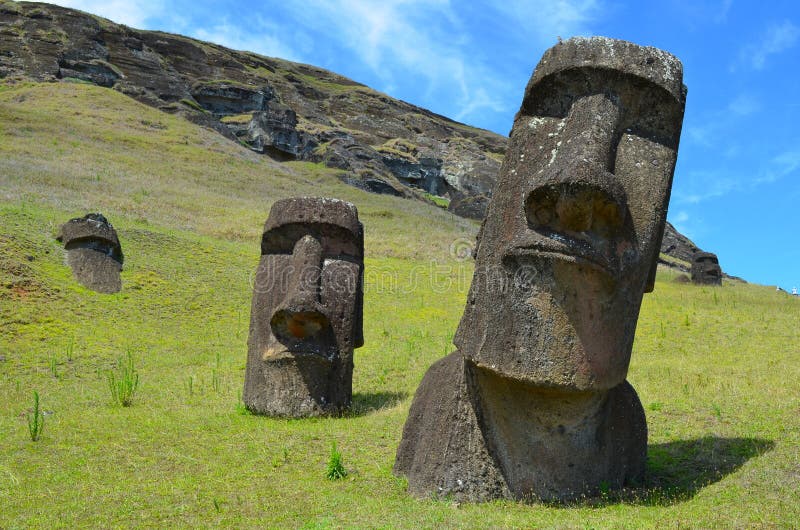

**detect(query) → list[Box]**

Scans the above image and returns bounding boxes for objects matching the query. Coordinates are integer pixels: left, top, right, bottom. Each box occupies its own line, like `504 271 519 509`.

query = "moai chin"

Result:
395 37 686 502
244 197 364 417
691 252 722 285
57 213 123 294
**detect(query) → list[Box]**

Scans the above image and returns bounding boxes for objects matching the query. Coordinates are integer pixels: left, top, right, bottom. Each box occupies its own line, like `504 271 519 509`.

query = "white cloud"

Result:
756 148 800 183
727 94 759 116
490 0 601 42
275 0 511 123
191 17 301 62
675 171 740 204
45 0 164 28
670 210 694 238
273 0 600 127
687 125 713 147
738 19 800 70
673 211 690 224
714 0 733 24
676 145 800 204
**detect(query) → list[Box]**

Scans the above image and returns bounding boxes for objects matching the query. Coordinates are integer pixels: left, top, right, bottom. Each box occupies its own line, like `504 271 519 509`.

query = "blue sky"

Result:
46 0 800 289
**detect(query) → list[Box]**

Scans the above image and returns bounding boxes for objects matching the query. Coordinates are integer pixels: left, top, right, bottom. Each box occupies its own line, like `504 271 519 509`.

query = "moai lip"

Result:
243 197 364 417
691 251 722 285
395 37 687 502
57 213 123 294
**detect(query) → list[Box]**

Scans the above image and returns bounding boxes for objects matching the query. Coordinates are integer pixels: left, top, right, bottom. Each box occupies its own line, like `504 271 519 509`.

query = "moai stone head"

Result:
455 37 686 391
57 213 123 294
691 251 722 285
244 197 364 416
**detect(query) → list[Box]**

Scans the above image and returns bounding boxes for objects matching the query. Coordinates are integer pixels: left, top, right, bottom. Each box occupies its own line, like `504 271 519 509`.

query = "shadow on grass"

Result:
569 436 774 507
348 391 408 416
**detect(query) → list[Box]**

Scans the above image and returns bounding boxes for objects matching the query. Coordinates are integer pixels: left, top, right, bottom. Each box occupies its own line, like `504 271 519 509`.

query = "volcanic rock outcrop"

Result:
0 0 502 214
243 197 364 417
395 37 687 502
56 213 123 293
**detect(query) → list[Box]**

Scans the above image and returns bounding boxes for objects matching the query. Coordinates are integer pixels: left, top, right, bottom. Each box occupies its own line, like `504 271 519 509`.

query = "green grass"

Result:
1 81 799 527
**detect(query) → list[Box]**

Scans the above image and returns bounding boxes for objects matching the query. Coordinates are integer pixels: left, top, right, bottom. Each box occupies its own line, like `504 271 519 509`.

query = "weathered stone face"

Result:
57 213 123 294
455 37 686 391
691 251 722 285
243 197 364 417
395 37 686 502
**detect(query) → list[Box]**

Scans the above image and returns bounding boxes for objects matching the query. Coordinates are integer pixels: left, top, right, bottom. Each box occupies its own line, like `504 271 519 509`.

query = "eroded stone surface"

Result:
57 213 123 294
395 37 686 502
243 197 364 417
691 251 722 285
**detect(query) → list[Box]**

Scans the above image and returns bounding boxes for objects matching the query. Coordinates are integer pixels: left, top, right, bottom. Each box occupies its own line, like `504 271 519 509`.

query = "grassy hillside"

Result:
1 82 799 528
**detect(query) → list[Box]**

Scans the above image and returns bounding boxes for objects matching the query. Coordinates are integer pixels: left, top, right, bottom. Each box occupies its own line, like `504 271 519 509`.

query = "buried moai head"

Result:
244 197 364 417
691 251 722 285
57 213 123 294
455 37 686 391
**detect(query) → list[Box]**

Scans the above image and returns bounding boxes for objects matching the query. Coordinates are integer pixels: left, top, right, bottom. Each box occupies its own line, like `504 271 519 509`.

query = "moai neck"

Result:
470 363 614 500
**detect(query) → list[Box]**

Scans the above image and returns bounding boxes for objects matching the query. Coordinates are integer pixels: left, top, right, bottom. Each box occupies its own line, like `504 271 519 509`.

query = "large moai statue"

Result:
395 37 686 502
691 251 722 285
244 197 364 417
56 213 123 294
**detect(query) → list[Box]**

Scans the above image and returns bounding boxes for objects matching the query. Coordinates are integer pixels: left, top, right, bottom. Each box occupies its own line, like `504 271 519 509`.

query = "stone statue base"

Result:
394 352 647 502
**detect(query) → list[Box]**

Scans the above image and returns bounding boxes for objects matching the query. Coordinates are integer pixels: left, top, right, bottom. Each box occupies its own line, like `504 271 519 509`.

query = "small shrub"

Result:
27 391 44 441
107 351 139 407
325 441 347 480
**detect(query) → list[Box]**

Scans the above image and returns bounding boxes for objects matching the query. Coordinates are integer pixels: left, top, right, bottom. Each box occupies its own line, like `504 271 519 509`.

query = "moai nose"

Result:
525 93 626 236
270 235 330 342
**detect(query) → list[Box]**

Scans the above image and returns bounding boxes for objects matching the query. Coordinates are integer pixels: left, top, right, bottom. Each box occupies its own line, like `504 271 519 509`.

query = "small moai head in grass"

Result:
57 213 123 294
691 251 722 285
456 37 687 391
244 197 364 417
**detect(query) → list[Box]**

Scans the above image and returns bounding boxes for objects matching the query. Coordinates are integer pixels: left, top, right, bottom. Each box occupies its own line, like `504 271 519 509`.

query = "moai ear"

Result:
353 222 365 348
644 255 658 293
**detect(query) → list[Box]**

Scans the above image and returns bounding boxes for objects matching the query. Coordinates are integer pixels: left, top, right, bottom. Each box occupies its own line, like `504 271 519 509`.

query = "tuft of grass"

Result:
325 441 347 480
211 352 222 393
26 391 44 442
48 352 59 379
422 192 450 209
235 393 251 416
107 351 139 407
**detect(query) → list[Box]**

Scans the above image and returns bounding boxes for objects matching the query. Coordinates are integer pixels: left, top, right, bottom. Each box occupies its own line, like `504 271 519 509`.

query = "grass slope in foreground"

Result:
1 82 799 528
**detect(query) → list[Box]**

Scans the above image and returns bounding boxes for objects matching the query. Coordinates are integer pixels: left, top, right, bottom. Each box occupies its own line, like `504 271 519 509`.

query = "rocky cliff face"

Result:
0 0 502 216
0 1 718 271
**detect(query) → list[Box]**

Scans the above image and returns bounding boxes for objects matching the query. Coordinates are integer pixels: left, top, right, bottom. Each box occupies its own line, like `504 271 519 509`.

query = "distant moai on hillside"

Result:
394 37 687 502
691 251 722 285
57 213 123 294
243 197 364 417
